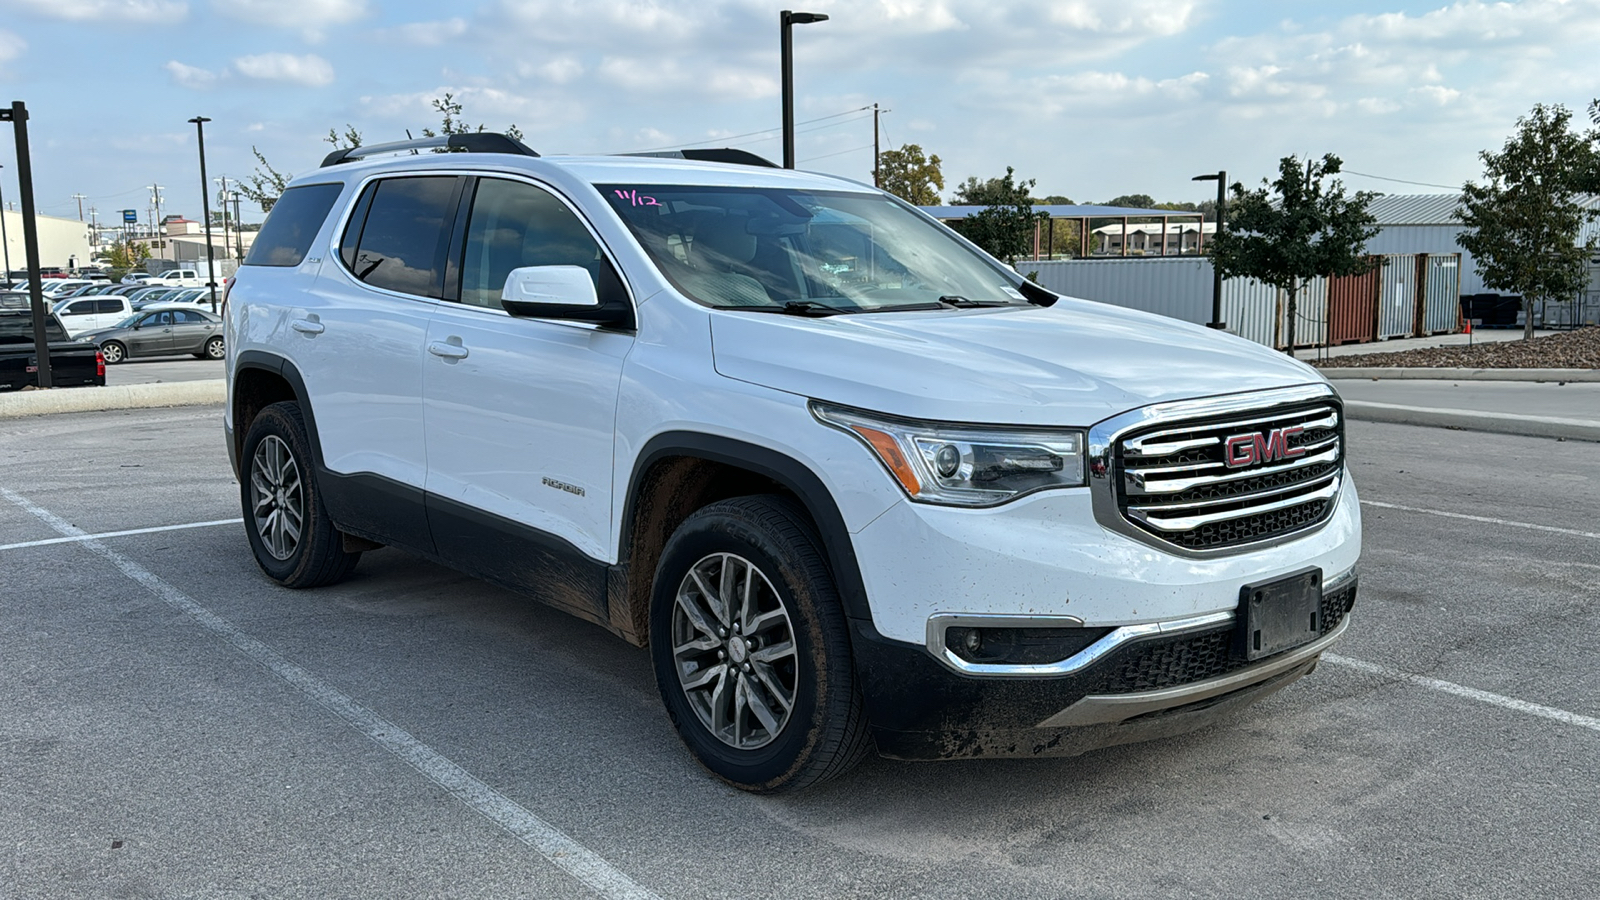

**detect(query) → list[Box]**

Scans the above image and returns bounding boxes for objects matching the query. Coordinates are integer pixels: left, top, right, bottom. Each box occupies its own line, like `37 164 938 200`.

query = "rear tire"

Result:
203 335 225 360
100 341 125 364
650 495 870 793
240 401 360 588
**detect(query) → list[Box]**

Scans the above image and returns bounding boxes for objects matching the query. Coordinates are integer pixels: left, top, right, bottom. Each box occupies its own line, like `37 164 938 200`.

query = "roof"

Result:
920 204 1201 219
1366 192 1600 225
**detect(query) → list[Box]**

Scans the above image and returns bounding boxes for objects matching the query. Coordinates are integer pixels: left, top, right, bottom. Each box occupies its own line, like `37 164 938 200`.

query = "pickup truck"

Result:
0 310 106 391
147 269 207 288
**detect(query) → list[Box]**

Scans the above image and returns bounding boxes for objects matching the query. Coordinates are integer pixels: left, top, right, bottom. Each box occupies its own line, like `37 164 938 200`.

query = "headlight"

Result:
812 402 1085 506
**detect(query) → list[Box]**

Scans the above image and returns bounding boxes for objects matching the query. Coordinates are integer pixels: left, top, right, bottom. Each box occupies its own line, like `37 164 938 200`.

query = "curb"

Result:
1344 399 1600 443
0 379 224 419
1319 367 1600 382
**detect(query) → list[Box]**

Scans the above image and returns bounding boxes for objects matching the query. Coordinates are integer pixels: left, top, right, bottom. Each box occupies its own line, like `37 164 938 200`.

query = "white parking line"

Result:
0 488 661 900
0 518 242 551
1324 653 1600 734
1360 499 1600 541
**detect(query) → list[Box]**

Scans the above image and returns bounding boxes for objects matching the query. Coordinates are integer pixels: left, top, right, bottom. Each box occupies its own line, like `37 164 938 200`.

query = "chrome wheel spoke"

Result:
751 640 794 665
680 662 725 691
751 661 794 713
687 567 730 627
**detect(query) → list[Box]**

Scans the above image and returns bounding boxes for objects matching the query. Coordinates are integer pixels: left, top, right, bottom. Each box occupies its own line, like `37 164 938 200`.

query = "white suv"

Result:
224 135 1361 792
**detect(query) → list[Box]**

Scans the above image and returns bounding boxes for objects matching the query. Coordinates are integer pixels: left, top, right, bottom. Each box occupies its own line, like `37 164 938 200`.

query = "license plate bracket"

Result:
1236 568 1322 661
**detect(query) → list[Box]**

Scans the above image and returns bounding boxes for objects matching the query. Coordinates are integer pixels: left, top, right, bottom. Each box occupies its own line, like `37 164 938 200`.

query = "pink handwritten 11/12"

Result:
614 189 662 207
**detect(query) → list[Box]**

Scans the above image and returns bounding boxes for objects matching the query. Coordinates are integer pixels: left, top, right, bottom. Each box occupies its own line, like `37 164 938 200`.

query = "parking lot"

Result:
2 406 1596 899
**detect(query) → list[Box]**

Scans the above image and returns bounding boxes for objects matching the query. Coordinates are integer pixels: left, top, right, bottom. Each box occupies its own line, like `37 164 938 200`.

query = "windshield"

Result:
598 185 1030 313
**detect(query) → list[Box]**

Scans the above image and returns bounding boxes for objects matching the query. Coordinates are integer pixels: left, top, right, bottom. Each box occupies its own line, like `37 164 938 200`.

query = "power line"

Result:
719 112 875 149
799 143 875 164
622 106 873 153
1342 169 1460 190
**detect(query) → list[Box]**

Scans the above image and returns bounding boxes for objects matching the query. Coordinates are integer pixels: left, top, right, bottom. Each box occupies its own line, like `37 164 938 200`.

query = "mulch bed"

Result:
1311 327 1600 369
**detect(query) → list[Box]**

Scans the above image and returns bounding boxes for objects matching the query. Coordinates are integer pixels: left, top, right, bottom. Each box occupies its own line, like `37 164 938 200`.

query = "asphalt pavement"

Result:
2 406 1596 898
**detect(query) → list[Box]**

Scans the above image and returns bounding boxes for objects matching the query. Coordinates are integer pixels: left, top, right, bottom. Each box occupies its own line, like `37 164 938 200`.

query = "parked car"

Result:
146 268 205 287
0 309 105 390
122 272 155 285
125 286 183 309
224 135 1361 793
82 307 225 363
40 279 94 298
51 294 135 337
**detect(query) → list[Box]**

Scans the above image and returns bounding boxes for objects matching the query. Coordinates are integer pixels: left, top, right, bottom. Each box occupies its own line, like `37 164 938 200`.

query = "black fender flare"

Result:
621 431 872 623
231 350 325 476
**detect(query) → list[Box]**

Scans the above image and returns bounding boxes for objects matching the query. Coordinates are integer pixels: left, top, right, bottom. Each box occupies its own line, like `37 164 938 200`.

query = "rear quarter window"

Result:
244 183 346 267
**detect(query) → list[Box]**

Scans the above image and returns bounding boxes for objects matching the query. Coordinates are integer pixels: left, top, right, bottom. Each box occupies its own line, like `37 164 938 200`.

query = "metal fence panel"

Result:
1029 258 1211 324
1422 254 1461 334
1377 255 1418 339
1276 277 1328 349
1221 277 1280 347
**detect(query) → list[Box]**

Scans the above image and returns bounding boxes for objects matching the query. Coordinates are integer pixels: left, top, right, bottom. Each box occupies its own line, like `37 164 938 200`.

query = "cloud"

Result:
1 0 186 21
0 30 24 62
165 60 219 89
211 0 364 39
233 53 334 87
380 17 468 45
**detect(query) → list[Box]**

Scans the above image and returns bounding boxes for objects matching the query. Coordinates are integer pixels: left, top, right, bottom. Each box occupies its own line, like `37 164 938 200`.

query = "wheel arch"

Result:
615 432 871 646
231 350 323 482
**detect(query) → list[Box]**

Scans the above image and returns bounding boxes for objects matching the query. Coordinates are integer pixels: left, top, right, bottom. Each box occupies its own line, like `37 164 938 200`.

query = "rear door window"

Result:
341 176 459 299
96 299 124 314
243 182 345 268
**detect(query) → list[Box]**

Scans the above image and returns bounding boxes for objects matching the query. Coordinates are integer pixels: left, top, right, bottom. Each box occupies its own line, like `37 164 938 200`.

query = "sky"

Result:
0 0 1598 227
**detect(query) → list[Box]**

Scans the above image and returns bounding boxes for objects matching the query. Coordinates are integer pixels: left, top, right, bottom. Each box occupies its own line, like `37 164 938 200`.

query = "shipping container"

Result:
1377 256 1417 339
1328 264 1379 344
1420 254 1461 334
1029 258 1211 324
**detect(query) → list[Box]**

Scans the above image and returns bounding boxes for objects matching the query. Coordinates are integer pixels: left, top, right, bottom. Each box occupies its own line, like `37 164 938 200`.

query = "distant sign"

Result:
122 209 137 223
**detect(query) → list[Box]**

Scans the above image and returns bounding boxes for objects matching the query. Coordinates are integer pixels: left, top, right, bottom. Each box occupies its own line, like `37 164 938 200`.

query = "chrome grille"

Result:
1115 402 1343 551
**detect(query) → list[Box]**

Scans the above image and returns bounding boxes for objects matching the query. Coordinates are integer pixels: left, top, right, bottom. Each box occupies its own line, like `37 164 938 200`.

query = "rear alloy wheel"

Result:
203 335 225 359
651 495 870 793
240 401 360 587
100 341 125 364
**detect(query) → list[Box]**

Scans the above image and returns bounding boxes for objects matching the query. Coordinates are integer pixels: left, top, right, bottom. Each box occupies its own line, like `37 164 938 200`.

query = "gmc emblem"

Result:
1225 426 1306 468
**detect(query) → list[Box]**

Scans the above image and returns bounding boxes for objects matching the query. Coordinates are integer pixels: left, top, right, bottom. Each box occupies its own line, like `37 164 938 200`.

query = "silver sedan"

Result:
80 307 225 363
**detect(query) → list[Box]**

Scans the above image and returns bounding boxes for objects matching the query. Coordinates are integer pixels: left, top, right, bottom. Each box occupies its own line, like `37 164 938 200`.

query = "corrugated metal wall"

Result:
1365 225 1488 295
1030 258 1212 324
1377 257 1417 339
1031 255 1455 349
1422 254 1461 334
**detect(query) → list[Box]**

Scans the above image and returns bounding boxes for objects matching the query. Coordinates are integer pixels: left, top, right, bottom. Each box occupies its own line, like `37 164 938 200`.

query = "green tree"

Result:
1458 103 1600 340
948 167 1048 265
1105 194 1156 210
1209 154 1380 352
101 239 151 281
237 95 522 211
877 144 944 205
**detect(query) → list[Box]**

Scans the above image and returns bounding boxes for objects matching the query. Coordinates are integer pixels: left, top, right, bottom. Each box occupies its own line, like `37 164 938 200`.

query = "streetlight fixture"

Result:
780 10 829 169
1191 170 1228 330
188 115 219 312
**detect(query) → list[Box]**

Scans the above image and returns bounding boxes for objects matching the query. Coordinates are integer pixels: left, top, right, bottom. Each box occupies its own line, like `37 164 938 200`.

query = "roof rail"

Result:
320 132 539 168
622 148 779 168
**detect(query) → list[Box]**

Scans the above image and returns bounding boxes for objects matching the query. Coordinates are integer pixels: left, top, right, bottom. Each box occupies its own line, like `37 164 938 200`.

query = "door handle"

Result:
291 318 325 335
427 340 470 360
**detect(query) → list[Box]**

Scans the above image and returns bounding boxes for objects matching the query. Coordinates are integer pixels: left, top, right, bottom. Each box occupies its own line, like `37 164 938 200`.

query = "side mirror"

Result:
500 265 625 326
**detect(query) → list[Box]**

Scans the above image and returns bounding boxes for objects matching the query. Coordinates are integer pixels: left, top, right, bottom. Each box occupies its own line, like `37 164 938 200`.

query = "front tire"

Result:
650 495 870 793
100 341 126 364
240 401 360 588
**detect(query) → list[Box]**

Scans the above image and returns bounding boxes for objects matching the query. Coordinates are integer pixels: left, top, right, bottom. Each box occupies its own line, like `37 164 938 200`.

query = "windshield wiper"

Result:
939 294 1014 308
727 300 850 317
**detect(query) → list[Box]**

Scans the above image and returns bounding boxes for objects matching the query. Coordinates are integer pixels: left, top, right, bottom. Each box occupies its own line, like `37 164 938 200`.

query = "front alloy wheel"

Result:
249 434 303 561
671 552 798 750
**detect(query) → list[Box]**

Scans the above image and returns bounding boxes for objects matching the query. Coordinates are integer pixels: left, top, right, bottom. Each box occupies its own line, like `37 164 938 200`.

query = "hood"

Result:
710 298 1326 427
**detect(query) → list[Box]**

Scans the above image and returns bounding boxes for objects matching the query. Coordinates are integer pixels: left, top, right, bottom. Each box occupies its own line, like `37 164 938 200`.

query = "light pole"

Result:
0 163 11 280
1191 170 1227 330
780 10 828 169
188 116 218 311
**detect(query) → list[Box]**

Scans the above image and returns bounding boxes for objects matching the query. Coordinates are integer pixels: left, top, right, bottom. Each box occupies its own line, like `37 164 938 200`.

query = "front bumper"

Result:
853 575 1356 760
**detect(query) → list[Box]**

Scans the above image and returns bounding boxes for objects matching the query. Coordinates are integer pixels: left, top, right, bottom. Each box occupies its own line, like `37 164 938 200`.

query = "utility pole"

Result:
873 103 880 188
214 175 231 260
149 183 164 258
231 191 244 261
72 192 86 221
